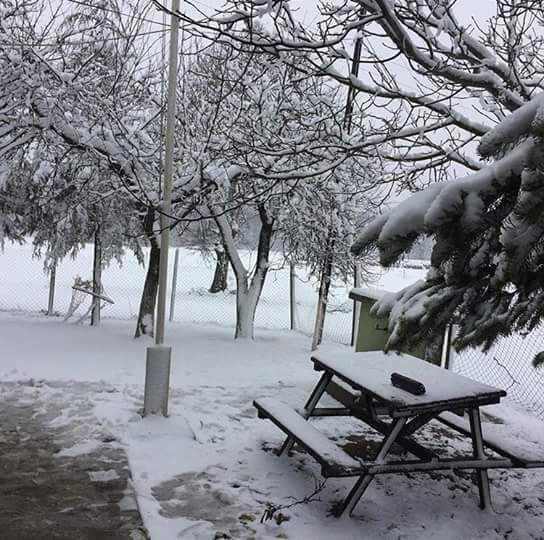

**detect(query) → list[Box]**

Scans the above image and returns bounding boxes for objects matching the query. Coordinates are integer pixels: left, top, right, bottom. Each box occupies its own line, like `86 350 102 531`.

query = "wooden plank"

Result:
366 457 513 475
325 379 389 416
325 379 360 409
72 286 115 304
323 380 437 460
309 407 352 417
254 398 365 477
351 409 437 461
439 412 544 468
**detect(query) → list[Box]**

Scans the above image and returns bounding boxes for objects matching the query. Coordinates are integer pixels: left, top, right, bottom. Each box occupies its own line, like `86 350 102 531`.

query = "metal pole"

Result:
47 262 56 316
155 0 180 346
289 261 296 331
169 248 180 322
144 0 180 417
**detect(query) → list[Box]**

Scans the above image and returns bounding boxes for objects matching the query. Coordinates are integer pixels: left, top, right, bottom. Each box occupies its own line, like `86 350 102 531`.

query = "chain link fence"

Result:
0 241 354 343
451 330 544 419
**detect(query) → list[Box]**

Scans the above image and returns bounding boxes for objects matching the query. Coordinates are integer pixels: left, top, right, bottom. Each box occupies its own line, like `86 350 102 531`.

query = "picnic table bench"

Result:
254 350 544 517
438 410 544 468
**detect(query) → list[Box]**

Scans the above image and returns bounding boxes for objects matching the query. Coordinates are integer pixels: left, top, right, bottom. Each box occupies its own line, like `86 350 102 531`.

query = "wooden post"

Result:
311 253 334 350
169 248 180 322
91 227 102 326
46 262 56 316
442 323 454 370
289 261 296 330
350 262 361 347
311 281 326 351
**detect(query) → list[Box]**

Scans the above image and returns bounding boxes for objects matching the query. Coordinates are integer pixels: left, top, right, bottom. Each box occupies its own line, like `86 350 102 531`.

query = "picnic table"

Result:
253 350 544 517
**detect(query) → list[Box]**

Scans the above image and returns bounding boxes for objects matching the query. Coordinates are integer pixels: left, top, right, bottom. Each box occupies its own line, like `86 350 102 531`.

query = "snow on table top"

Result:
312 350 506 413
254 397 362 472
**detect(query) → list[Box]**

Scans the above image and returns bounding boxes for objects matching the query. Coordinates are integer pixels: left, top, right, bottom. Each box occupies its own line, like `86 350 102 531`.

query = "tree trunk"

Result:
213 203 274 340
209 248 229 293
135 208 160 338
235 281 255 339
311 235 336 351
234 268 268 339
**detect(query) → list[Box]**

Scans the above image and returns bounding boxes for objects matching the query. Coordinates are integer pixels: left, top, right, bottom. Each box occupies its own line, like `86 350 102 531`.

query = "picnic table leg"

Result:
468 407 491 510
279 371 333 456
337 417 407 517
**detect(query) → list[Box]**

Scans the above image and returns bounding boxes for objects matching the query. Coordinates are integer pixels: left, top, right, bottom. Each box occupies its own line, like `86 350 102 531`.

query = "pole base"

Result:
143 346 171 417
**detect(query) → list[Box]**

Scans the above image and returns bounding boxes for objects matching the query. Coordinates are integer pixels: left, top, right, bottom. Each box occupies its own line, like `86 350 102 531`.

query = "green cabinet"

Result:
349 289 427 361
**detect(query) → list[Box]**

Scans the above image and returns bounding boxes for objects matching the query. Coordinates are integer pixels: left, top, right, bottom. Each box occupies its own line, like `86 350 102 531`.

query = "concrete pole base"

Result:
143 346 171 417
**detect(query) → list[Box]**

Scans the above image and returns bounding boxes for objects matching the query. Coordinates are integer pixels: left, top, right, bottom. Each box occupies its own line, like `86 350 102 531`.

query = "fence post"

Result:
350 262 361 347
169 248 180 322
46 262 56 316
442 323 454 370
91 227 102 326
289 261 296 330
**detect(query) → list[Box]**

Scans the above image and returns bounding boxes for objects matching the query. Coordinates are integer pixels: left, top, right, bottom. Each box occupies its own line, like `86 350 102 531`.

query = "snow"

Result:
479 92 544 157
0 313 317 387
1 313 544 539
255 397 362 471
352 137 535 258
312 350 504 408
427 139 535 227
2 242 544 538
349 287 387 302
89 469 121 482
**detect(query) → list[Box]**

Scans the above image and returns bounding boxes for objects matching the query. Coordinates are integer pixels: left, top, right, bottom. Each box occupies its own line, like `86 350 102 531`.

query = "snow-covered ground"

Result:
1 312 543 539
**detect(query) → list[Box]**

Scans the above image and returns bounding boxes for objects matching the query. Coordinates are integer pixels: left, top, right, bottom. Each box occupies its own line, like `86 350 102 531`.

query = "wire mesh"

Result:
451 328 544 420
0 241 354 343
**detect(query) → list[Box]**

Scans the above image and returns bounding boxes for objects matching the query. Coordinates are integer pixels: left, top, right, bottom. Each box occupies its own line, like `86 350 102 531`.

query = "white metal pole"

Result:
144 0 180 417
155 0 180 346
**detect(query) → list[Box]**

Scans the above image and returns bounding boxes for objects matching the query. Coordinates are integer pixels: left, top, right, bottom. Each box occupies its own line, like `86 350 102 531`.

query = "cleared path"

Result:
0 387 146 540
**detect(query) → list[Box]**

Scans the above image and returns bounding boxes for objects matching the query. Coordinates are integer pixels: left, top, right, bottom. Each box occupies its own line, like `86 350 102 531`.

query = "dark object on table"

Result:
391 372 426 395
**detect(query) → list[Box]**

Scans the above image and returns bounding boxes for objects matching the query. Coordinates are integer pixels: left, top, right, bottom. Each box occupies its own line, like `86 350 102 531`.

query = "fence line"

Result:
0 242 355 343
1 241 542 419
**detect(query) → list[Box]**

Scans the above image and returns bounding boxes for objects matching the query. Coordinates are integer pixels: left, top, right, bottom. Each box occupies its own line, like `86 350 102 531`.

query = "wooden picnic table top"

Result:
312 350 506 417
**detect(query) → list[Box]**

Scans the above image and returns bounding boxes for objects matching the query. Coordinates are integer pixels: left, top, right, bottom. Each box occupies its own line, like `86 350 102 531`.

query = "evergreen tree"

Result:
351 93 544 358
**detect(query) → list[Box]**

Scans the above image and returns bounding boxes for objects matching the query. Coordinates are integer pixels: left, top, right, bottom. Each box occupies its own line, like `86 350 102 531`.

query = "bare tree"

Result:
158 0 544 186
179 39 378 338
